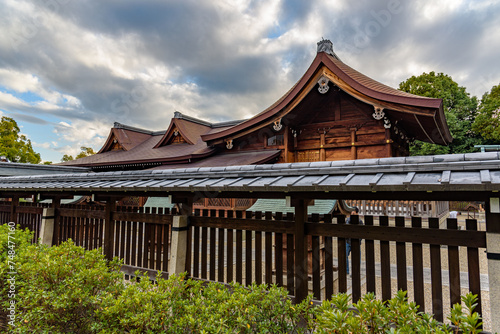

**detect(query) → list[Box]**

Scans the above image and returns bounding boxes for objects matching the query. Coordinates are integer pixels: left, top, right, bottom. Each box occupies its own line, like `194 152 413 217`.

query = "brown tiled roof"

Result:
324 54 441 108
59 116 242 168
149 150 281 170
59 119 217 167
201 51 450 144
98 125 157 153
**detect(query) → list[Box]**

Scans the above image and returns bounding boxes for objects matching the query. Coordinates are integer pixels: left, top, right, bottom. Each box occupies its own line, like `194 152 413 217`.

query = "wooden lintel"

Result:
92 193 127 202
170 194 195 204
37 193 76 201
0 192 35 198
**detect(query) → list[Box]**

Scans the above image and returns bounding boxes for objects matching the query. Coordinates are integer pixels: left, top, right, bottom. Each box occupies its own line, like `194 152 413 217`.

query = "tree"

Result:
75 146 96 159
0 116 41 164
61 146 96 162
398 72 480 155
61 154 74 162
472 83 500 142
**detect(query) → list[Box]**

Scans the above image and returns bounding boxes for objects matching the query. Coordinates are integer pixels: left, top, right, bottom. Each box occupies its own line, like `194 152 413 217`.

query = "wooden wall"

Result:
224 88 409 163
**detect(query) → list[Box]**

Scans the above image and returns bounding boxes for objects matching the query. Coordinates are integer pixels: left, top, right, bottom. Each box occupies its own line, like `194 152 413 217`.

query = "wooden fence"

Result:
0 202 486 323
347 200 449 218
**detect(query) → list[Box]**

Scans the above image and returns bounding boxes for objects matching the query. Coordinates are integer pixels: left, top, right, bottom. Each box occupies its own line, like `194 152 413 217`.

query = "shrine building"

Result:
59 39 451 172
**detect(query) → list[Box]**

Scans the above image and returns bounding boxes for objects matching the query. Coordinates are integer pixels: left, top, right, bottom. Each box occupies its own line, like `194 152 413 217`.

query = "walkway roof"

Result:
1 153 500 201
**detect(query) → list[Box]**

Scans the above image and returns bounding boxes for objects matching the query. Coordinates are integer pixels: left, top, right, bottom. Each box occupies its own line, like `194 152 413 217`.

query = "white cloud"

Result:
52 119 109 156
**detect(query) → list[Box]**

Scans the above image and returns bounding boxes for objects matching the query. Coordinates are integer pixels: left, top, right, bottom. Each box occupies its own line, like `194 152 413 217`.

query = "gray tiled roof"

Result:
0 162 90 177
1 152 499 194
249 199 337 215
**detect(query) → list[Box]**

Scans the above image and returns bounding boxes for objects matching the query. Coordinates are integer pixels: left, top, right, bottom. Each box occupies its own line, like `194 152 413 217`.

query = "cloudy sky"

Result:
0 0 499 162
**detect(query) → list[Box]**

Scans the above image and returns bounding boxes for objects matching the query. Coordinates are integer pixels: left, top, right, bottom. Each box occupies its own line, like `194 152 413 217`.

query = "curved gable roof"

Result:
98 123 157 153
202 51 451 145
154 118 212 148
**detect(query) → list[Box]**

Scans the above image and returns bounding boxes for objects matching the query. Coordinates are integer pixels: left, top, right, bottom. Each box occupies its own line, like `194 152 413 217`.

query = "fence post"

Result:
10 196 19 225
103 199 116 261
291 198 310 304
486 197 500 332
169 199 192 275
39 207 55 245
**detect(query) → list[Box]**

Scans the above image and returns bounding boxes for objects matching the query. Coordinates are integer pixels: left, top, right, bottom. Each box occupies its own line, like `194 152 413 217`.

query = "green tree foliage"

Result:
61 154 74 162
76 146 96 159
399 72 480 155
0 116 41 164
472 83 500 142
61 146 96 162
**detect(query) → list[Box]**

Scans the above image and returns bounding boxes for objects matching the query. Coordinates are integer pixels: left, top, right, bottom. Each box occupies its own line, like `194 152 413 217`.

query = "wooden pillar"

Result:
10 196 19 225
320 132 326 161
350 128 357 160
485 197 500 332
169 199 193 275
50 198 61 245
385 128 392 157
292 198 309 304
284 126 294 163
40 207 55 246
103 199 116 261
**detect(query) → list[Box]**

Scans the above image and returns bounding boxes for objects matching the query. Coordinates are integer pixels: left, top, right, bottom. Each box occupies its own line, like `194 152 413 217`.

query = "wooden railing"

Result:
0 203 487 323
347 200 449 218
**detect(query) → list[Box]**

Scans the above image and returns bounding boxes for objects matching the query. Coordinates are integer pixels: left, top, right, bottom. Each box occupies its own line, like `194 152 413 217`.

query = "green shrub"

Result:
96 274 315 333
0 223 124 333
0 223 34 330
314 290 483 334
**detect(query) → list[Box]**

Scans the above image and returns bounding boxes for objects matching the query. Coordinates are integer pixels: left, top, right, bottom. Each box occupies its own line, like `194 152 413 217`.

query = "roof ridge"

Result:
174 111 245 128
113 122 165 136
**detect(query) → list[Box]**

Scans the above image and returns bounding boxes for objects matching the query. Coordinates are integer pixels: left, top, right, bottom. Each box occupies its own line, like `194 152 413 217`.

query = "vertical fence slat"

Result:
201 217 208 280
226 210 234 283
255 211 262 285
311 213 321 300
209 210 217 281
395 216 407 292
143 208 151 269
323 214 334 300
149 208 157 270
245 211 253 286
429 217 443 322
447 218 461 309
466 219 482 318
209 226 216 281
337 215 347 293
218 226 225 282
193 224 200 278
265 211 273 285
131 220 138 268
163 215 170 273
137 219 144 268
286 212 295 295
364 215 375 294
379 216 391 301
275 212 284 288
412 216 425 313
351 214 361 303
236 211 243 284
